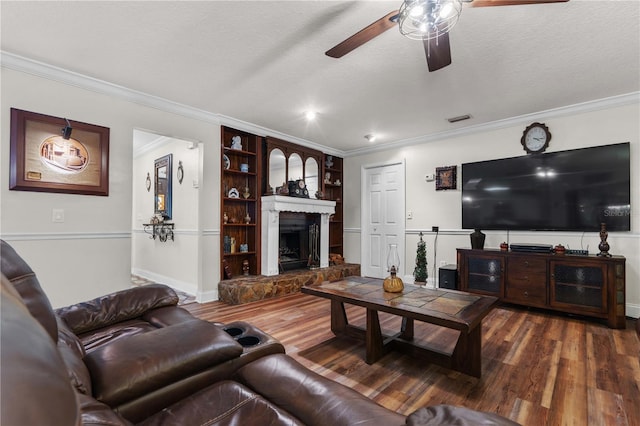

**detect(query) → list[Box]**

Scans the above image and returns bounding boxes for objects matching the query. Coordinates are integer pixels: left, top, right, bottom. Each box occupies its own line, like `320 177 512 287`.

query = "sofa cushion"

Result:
56 283 179 335
76 318 160 353
85 319 244 406
0 240 58 341
138 380 304 426
236 353 405 426
0 274 80 426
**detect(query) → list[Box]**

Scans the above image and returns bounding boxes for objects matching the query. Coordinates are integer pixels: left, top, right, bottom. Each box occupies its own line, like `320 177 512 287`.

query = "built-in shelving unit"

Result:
220 126 262 279
323 155 343 257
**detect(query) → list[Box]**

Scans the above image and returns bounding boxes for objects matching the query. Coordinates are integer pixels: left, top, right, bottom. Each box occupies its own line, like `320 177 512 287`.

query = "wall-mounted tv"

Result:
461 142 631 232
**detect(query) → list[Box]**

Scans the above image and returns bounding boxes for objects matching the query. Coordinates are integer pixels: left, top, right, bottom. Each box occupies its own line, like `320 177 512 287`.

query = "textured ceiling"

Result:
2 1 639 153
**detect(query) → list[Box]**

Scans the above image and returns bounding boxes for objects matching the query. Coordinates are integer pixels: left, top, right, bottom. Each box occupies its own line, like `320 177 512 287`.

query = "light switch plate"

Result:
52 209 65 223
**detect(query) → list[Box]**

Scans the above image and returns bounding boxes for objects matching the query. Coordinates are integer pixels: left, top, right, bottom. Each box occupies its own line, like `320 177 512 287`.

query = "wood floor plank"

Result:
183 293 640 425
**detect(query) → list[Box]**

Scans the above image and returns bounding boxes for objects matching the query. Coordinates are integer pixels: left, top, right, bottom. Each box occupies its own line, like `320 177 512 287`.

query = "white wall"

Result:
1 66 221 307
131 133 201 296
343 103 640 318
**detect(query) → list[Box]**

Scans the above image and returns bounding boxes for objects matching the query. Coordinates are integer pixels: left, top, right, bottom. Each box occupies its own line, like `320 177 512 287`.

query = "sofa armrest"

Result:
84 319 243 407
236 353 405 426
406 406 520 426
56 284 179 334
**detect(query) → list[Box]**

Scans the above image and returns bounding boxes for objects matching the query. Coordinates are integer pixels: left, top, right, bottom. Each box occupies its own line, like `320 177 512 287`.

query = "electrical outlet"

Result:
432 226 439 232
407 211 413 219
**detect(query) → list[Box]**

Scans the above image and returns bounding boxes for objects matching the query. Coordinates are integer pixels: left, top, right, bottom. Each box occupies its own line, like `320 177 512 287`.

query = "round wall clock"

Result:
521 122 551 154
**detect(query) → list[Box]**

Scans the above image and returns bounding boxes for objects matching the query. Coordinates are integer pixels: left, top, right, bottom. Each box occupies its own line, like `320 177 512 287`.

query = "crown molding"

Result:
344 91 640 157
1 51 345 156
3 51 637 159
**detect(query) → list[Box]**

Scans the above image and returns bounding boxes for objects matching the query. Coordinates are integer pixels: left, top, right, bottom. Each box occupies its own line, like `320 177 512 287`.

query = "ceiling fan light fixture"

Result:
399 0 463 41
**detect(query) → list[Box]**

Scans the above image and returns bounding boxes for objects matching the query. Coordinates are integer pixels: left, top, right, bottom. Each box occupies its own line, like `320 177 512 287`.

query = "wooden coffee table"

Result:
302 277 499 377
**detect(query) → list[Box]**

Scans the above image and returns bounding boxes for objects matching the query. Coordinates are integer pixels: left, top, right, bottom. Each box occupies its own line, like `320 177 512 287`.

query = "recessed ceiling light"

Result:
305 111 317 121
364 134 377 142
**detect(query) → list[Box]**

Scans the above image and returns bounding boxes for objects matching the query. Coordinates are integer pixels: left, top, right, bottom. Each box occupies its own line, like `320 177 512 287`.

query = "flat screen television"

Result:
461 142 631 232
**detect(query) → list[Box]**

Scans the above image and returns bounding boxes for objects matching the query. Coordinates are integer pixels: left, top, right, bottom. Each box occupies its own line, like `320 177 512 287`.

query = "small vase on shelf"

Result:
597 222 611 257
470 229 486 250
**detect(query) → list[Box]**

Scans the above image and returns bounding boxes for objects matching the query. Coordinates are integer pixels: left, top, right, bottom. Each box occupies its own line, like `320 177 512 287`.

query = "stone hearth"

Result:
218 263 360 305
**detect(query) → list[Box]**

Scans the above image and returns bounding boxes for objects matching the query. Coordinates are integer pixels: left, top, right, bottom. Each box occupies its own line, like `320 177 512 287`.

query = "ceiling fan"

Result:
325 0 569 72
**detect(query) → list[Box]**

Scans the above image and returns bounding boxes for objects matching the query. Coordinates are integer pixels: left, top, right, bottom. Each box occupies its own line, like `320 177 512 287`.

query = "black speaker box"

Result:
439 264 457 290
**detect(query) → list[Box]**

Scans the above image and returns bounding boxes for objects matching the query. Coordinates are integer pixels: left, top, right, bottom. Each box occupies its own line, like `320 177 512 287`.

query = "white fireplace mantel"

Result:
261 195 336 276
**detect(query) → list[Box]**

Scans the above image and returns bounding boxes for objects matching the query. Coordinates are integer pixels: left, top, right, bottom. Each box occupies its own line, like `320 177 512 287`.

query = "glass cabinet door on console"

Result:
459 252 504 297
550 260 608 314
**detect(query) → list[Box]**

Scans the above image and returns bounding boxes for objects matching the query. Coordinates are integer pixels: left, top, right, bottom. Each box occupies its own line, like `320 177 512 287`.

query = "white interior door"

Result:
361 161 405 279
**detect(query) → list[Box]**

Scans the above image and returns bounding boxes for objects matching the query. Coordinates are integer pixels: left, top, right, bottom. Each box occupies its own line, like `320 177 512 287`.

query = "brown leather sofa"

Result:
1 239 519 425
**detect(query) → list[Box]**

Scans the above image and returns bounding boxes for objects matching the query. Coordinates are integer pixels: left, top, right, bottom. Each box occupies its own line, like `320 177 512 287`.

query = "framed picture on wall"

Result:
9 108 110 196
435 165 457 191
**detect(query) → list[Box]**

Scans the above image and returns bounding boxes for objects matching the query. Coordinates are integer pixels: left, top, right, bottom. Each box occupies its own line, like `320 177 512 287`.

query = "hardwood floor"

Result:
184 293 640 425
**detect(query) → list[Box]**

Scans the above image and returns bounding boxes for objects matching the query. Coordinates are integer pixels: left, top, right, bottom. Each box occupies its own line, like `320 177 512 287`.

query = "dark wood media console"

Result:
456 248 626 328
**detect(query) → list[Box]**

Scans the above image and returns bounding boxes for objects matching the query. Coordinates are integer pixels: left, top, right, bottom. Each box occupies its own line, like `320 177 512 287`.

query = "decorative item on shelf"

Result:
150 215 160 224
155 213 164 223
242 187 251 199
223 154 230 170
315 190 323 199
470 229 486 250
265 185 274 196
223 236 231 254
278 182 289 195
244 212 251 224
222 258 233 279
324 172 331 184
500 242 509 251
413 232 428 287
228 187 239 198
240 243 249 253
383 244 404 293
554 244 566 255
435 165 457 191
597 222 611 257
146 172 151 192
230 135 242 150
177 161 184 184
329 253 344 265
228 216 237 224
334 179 341 186
242 259 250 275
223 212 228 224
326 155 334 168
230 237 236 254
288 179 309 198
240 163 249 173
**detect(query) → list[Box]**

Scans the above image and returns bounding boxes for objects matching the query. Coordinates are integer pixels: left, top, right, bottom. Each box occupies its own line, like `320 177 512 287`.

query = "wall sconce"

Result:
61 118 73 140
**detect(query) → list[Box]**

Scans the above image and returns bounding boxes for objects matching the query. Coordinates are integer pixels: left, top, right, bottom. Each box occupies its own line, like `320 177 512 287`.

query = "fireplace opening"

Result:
279 212 321 272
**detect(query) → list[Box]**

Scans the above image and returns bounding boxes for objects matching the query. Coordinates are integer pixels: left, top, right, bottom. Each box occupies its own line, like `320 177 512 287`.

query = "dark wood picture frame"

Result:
435 165 457 191
9 108 110 196
154 154 173 220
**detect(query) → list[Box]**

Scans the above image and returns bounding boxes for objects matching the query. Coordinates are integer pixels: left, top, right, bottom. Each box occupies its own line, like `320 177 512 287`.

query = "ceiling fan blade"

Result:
424 32 452 72
325 10 399 58
469 0 568 7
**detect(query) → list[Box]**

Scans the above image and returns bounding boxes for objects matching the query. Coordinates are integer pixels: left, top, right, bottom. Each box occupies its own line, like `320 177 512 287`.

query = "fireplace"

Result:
261 195 336 276
279 212 320 272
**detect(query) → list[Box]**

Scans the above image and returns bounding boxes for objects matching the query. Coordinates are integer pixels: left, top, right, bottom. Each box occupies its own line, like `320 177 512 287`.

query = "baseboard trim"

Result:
131 268 197 296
